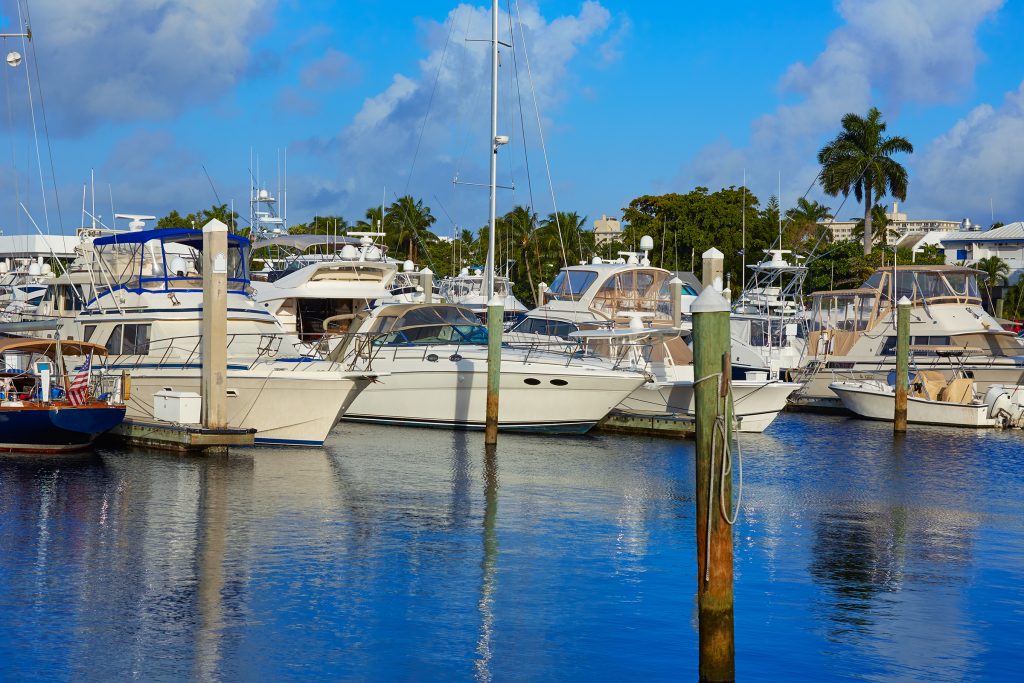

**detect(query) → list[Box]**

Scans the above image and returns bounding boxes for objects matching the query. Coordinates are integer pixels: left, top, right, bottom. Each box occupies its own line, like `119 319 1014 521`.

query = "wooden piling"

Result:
420 267 433 304
894 295 910 433
701 247 724 293
201 219 228 429
485 295 504 444
691 286 735 683
669 276 683 328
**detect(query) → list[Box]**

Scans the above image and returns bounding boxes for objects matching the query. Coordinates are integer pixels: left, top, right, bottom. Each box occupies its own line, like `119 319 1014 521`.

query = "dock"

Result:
105 418 255 455
597 411 695 438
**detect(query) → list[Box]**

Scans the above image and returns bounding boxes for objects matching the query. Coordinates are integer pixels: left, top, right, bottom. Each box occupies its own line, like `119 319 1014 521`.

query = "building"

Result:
822 203 966 245
593 214 622 246
940 221 1024 284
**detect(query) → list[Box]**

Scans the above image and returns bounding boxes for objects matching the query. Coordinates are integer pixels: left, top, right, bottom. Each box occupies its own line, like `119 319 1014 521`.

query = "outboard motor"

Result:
985 384 1024 428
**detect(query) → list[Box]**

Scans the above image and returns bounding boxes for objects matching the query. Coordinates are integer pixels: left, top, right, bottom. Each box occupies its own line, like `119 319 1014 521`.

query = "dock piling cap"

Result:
897 295 911 306
202 218 228 233
690 286 730 313
702 247 724 260
487 294 504 307
668 276 683 285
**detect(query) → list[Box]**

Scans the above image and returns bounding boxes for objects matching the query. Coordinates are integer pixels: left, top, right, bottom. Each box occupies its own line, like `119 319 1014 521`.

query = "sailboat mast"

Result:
485 0 499 299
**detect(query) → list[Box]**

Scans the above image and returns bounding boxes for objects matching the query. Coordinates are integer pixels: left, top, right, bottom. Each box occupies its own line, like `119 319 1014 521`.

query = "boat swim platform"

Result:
103 418 255 455
597 411 695 439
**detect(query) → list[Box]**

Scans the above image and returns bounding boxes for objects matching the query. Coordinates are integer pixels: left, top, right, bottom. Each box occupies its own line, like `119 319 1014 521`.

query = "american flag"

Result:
68 353 92 406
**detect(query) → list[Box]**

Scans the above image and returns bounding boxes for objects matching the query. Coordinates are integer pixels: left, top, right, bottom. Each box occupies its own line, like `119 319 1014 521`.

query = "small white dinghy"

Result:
830 370 1024 428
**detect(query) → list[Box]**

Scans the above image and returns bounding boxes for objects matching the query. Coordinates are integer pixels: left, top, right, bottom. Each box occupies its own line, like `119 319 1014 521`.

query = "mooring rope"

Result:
694 371 745 582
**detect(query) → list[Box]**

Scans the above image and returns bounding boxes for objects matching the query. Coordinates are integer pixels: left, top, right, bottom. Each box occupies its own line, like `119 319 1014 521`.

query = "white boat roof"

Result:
253 234 360 251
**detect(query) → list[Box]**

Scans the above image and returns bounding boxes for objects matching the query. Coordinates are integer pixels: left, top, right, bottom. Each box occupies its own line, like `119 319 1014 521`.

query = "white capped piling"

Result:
420 267 433 304
669 276 683 328
485 294 503 445
691 285 735 682
201 218 228 429
537 282 548 307
702 247 724 293
894 295 911 433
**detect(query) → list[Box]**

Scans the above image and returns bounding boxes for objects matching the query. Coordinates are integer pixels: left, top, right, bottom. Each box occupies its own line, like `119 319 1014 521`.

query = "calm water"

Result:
1 413 1022 681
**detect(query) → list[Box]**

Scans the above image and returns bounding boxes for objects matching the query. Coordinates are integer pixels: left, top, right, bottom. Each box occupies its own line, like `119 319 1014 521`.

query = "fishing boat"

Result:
791 265 1024 410
0 338 125 452
438 269 527 320
830 346 1024 428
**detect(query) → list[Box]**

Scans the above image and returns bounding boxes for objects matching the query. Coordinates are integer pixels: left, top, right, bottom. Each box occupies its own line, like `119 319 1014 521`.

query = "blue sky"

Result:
1 0 1023 238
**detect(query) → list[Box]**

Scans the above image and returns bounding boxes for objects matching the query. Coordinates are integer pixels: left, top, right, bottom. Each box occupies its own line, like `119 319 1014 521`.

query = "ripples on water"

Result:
0 414 1021 681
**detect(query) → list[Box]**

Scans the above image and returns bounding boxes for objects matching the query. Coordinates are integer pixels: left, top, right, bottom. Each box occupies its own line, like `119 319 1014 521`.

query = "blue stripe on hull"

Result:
341 414 597 435
252 437 325 447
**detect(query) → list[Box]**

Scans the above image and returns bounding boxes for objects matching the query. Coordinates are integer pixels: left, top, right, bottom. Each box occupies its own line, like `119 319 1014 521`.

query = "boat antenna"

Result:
741 168 746 291
777 170 782 249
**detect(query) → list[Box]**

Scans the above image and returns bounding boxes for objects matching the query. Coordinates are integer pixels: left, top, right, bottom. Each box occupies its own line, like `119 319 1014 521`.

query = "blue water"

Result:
1 413 1022 681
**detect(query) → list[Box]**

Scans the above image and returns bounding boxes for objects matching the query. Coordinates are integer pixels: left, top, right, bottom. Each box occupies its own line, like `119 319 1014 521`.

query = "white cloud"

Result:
914 81 1024 222
685 0 1004 209
291 1 618 223
21 0 275 134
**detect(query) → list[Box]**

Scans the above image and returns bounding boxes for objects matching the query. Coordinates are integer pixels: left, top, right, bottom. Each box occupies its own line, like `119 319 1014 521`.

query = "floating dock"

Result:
597 411 695 438
105 418 255 455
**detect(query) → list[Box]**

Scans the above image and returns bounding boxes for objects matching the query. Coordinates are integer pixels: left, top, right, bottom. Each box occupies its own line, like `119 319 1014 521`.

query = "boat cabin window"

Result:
82 325 97 343
863 269 981 304
510 317 579 339
371 306 487 346
106 324 151 355
593 269 672 317
547 270 597 301
880 336 951 355
809 292 878 332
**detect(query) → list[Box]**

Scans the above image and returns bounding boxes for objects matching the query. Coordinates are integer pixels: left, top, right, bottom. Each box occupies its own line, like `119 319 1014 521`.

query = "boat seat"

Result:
911 372 946 401
939 378 974 404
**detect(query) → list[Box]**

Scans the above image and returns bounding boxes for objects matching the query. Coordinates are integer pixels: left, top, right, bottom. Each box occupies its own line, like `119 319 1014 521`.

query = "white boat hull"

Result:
829 381 995 428
119 364 372 446
616 380 800 433
344 351 646 433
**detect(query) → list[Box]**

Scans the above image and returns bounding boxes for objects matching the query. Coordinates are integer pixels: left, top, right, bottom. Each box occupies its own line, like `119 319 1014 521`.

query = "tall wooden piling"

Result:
702 247 724 293
420 267 433 304
894 295 911 433
201 218 228 430
691 286 735 683
485 295 504 444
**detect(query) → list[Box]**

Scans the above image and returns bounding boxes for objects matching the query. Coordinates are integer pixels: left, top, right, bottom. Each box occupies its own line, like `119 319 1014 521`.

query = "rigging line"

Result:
506 0 539 283
22 0 64 235
405 6 459 196
16 0 49 234
3 41 21 232
202 165 222 205
513 0 568 272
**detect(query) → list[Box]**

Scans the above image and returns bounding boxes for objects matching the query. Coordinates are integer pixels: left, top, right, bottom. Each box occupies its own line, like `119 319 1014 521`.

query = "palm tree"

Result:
818 107 913 256
540 211 589 265
499 206 539 301
852 204 899 248
974 255 1010 300
384 196 436 263
784 198 832 246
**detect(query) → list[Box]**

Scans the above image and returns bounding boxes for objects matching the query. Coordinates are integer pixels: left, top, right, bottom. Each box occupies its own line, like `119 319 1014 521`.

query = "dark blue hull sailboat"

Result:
0 403 126 453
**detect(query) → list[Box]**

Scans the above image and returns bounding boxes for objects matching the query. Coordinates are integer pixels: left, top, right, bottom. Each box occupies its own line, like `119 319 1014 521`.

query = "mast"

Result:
485 0 499 299
741 168 746 293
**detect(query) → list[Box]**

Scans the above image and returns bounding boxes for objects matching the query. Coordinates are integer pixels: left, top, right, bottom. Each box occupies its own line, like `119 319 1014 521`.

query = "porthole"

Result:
550 379 568 386
426 353 439 362
449 354 463 362
523 377 541 385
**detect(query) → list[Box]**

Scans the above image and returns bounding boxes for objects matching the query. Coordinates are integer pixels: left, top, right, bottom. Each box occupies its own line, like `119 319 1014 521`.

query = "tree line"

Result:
157 106 1023 315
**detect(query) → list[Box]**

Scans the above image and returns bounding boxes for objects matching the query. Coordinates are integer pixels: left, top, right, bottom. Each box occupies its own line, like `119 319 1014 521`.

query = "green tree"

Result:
785 197 833 247
385 196 436 263
974 255 1010 295
289 215 349 236
852 204 899 248
818 107 913 257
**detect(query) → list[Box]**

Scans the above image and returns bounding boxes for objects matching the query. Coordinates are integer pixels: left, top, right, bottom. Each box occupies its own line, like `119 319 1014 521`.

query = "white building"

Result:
0 233 78 260
823 203 966 244
940 222 1024 284
593 214 622 246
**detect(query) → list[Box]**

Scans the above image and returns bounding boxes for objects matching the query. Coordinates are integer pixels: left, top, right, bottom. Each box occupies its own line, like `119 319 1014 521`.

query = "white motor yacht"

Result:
507 253 800 432
791 265 1024 410
58 226 378 446
439 269 527 320
333 302 647 433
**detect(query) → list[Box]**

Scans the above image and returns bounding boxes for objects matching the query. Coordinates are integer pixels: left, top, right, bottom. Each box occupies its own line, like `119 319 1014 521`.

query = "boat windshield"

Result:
372 306 488 346
862 269 981 304
95 232 249 293
547 270 597 301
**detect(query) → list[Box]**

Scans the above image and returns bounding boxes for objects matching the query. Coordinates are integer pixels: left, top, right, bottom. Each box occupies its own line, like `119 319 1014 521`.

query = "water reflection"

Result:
0 415 1020 681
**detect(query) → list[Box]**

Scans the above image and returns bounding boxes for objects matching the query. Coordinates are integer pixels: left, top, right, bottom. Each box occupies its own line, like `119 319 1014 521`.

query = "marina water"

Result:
1 414 1021 681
